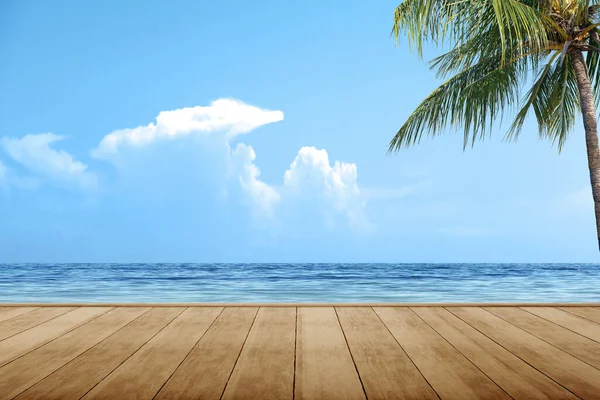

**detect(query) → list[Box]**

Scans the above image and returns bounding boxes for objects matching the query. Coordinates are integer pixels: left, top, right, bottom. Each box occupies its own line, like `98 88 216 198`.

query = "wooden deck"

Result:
0 305 600 399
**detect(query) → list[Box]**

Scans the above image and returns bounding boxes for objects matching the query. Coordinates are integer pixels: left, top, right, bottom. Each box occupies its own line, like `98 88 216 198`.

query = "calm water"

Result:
0 263 599 303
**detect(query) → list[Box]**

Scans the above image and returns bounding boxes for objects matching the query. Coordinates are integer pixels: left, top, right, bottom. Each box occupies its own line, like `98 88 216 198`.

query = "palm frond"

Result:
391 0 600 153
508 52 579 150
586 28 600 104
388 55 527 151
393 0 549 64
508 52 560 140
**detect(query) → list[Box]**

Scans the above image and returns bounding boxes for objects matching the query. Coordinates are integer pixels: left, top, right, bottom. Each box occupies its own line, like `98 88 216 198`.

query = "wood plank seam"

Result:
8 307 156 399
559 307 600 325
485 307 600 372
518 307 600 345
218 306 260 399
4 306 600 399
444 307 582 398
0 308 77 343
151 307 226 399
406 307 515 399
333 307 368 399
0 307 40 324
78 307 188 399
369 307 442 400
0 307 116 369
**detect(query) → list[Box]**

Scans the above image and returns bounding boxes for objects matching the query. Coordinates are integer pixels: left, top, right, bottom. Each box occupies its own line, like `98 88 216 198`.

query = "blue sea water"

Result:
0 263 599 303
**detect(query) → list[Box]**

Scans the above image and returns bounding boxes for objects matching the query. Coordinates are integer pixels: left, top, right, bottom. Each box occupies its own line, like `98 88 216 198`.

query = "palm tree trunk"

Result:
571 49 600 251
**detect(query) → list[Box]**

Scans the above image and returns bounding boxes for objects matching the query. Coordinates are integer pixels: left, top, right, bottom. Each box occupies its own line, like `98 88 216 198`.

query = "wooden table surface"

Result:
0 304 599 399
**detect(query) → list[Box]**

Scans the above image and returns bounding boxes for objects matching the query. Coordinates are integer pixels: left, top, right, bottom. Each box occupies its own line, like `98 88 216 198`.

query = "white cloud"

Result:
230 143 280 216
92 98 284 158
1 133 97 190
83 98 409 231
228 145 371 229
282 146 370 229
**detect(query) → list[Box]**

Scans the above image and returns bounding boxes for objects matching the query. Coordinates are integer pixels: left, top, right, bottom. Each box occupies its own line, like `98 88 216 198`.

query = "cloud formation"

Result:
228 145 370 229
1 99 390 232
92 98 284 158
282 146 369 229
1 134 97 190
230 143 280 217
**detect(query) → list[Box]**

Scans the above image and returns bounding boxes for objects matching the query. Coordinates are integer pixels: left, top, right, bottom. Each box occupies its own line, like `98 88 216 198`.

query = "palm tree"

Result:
390 0 600 250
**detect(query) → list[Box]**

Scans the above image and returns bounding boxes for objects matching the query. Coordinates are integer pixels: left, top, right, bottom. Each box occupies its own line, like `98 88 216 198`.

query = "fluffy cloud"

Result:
281 146 369 229
1 133 97 190
0 98 423 237
7 98 379 230
85 98 370 228
227 145 370 229
230 143 280 216
92 98 284 158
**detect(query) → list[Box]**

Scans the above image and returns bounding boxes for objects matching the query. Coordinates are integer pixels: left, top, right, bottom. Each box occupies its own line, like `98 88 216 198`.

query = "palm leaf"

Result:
388 54 527 151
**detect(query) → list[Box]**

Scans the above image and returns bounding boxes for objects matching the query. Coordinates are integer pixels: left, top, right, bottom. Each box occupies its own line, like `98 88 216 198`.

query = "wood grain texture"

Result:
2 305 600 399
0 307 112 367
0 307 148 400
295 307 365 400
522 307 600 343
15 307 183 400
222 307 296 400
375 307 509 400
413 307 578 400
486 307 600 368
560 306 600 324
82 307 221 400
0 307 75 341
155 307 257 400
336 307 438 400
0 307 39 323
450 307 600 400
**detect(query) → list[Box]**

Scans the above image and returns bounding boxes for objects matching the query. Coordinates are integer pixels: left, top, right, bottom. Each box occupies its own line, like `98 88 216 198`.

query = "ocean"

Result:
0 263 598 303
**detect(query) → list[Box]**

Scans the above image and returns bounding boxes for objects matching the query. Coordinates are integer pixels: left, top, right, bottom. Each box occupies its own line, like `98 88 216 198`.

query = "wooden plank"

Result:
523 307 600 343
414 307 578 400
449 307 600 400
295 307 365 400
82 307 221 399
0 307 39 323
222 307 296 400
155 307 257 400
560 307 600 324
15 307 183 400
0 307 75 341
0 307 148 400
336 307 438 400
486 307 600 369
0 307 112 367
375 307 509 400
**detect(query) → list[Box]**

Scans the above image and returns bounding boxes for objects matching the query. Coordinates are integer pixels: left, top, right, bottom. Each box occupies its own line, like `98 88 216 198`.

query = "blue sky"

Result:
0 0 596 262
